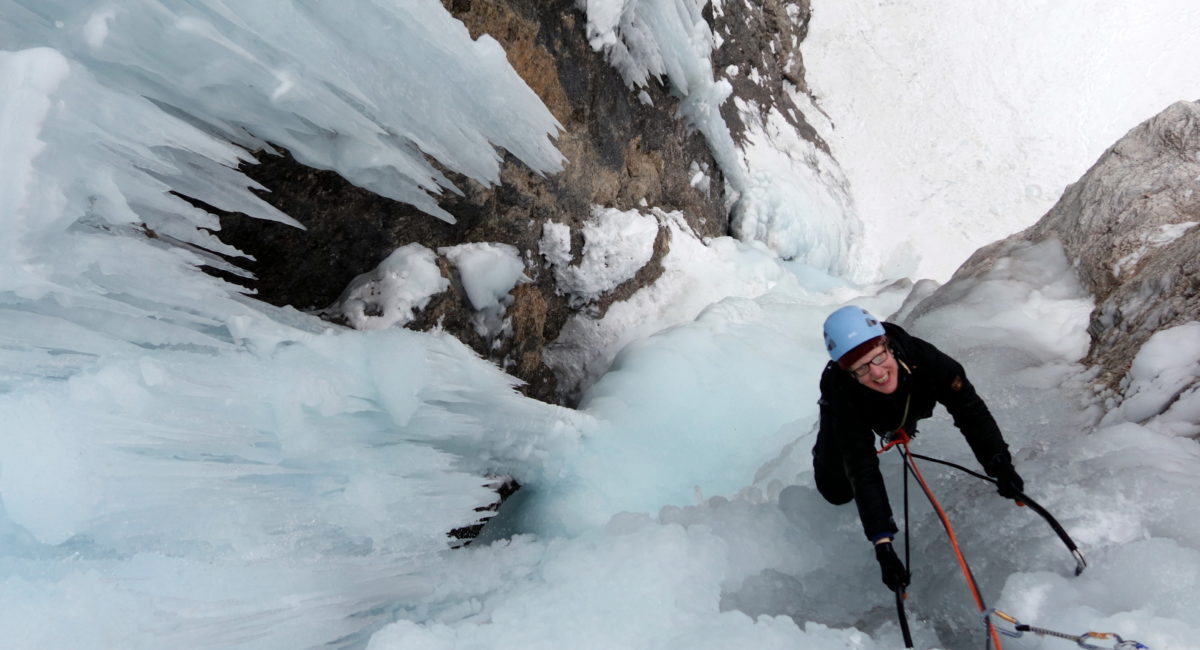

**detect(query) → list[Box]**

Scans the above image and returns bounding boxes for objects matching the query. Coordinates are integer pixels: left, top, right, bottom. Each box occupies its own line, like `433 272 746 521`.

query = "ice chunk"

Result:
441 242 528 339
440 243 527 313
538 220 573 269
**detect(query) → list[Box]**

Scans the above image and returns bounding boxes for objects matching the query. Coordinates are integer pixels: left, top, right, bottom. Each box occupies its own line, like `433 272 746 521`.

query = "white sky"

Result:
802 0 1200 282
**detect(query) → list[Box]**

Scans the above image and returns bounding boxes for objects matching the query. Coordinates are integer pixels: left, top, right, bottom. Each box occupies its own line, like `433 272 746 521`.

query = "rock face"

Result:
213 0 821 406
912 100 1200 392
712 0 825 152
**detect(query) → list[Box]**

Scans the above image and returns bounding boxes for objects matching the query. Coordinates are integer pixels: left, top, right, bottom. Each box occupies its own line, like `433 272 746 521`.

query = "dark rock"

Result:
711 0 827 152
448 476 521 546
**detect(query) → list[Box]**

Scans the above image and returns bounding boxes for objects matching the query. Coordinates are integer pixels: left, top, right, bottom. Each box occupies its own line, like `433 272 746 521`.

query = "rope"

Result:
897 436 914 648
877 426 1101 646
903 447 911 577
899 444 1005 649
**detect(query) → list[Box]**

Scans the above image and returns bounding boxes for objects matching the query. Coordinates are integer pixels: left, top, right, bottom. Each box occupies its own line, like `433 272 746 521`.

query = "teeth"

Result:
874 373 889 384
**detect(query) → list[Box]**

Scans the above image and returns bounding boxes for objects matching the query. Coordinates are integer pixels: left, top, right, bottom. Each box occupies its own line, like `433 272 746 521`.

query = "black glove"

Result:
993 465 1025 500
874 541 910 592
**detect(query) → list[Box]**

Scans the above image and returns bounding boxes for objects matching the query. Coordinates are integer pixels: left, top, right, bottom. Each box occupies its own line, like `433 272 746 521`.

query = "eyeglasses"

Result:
848 348 889 378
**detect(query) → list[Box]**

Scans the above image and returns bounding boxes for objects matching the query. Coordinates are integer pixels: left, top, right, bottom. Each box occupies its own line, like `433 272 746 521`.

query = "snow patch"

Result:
1113 221 1198 276
441 243 528 340
1101 322 1200 435
800 0 1200 282
327 244 449 330
906 238 1094 364
540 206 659 306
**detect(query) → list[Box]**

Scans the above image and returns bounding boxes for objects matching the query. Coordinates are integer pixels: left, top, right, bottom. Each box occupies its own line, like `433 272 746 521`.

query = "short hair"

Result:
836 335 887 371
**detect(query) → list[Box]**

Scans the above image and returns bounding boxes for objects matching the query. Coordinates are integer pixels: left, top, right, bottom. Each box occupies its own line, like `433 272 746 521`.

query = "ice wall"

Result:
0 0 563 228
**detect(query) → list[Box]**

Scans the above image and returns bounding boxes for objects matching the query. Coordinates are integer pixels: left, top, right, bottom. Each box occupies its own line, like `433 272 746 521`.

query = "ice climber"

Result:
812 305 1025 593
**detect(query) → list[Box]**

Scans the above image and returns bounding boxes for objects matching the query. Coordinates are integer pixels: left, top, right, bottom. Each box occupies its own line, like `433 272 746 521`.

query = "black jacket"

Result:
814 322 1013 540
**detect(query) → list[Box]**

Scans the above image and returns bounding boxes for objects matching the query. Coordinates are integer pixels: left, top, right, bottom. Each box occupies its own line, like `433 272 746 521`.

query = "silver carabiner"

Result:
1077 631 1151 650
984 609 1025 639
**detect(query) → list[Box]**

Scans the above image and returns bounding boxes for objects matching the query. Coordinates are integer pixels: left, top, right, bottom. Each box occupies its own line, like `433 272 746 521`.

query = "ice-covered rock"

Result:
221 0 855 405
1025 100 1200 390
909 99 1200 424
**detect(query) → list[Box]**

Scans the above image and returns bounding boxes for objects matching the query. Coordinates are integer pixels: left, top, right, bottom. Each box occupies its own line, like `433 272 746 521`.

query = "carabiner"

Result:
985 609 1025 639
1077 631 1150 650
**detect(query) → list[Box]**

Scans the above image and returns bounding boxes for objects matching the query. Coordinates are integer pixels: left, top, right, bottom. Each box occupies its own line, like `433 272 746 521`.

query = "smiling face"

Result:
847 345 900 394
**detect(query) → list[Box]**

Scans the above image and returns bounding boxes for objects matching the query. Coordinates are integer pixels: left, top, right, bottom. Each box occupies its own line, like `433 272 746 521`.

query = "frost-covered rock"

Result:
582 0 858 271
540 207 661 307
441 242 530 340
1100 322 1200 436
910 100 1200 424
1023 100 1200 390
712 0 858 273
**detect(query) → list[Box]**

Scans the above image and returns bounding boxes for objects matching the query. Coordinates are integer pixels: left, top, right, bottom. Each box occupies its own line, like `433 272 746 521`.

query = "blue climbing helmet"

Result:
823 305 885 363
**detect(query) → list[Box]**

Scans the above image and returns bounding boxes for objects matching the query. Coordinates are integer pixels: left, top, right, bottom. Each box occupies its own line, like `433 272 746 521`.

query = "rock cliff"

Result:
212 0 823 406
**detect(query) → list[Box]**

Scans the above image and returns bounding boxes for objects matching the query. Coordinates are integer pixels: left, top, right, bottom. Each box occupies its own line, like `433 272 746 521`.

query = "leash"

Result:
895 589 914 648
879 392 917 648
907 452 1087 576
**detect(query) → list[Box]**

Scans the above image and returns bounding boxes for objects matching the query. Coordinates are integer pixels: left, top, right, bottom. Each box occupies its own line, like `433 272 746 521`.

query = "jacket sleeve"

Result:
915 338 1014 475
820 369 899 540
840 421 899 540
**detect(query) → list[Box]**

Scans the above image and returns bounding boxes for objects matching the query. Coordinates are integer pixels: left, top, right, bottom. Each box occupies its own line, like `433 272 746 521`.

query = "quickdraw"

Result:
986 609 1150 650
